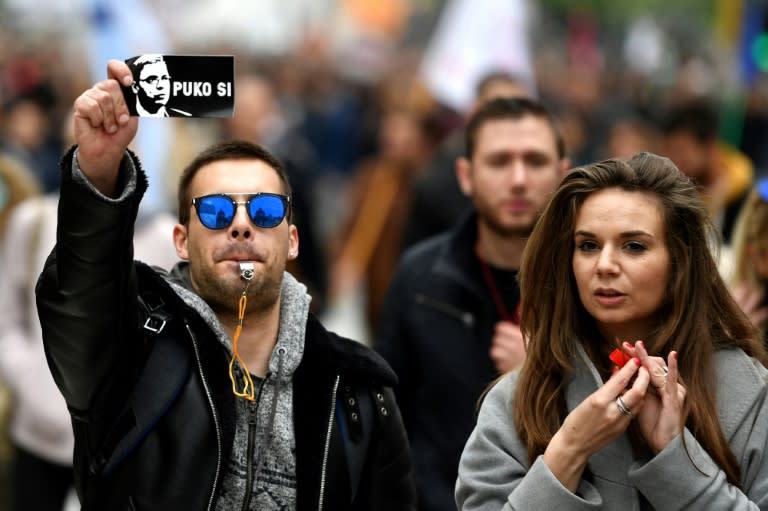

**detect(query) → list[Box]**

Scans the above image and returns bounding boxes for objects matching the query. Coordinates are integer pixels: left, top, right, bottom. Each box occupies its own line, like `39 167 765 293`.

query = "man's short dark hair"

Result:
465 97 565 160
660 100 719 143
177 140 293 225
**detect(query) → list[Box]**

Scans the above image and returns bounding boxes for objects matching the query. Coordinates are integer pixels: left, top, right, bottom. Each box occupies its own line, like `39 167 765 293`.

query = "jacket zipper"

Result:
241 377 268 511
184 320 223 511
415 293 475 327
317 374 340 511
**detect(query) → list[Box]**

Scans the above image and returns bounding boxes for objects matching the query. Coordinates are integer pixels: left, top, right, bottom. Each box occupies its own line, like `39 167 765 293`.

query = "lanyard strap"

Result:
478 257 520 324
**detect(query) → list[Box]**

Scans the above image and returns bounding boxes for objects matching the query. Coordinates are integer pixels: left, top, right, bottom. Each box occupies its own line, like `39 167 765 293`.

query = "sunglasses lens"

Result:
248 195 286 228
197 196 235 229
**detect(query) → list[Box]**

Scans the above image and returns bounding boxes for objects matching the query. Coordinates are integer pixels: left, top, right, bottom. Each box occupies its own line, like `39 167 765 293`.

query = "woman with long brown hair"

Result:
456 152 768 509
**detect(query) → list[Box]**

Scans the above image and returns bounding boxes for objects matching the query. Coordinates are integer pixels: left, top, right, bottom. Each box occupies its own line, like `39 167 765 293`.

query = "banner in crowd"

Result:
420 0 536 112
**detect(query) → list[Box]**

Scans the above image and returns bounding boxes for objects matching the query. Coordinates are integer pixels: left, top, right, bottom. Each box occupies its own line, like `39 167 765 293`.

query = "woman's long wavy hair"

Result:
515 152 768 488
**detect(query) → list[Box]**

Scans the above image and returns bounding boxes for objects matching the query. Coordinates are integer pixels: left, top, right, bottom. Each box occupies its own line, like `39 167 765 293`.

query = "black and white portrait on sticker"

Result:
122 55 235 118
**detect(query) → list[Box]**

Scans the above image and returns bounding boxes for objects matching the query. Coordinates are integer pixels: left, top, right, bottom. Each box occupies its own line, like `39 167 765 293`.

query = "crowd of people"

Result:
3 2 768 510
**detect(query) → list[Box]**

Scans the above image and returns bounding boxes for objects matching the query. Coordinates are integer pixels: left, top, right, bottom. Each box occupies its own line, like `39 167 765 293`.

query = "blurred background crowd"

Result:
3 0 768 509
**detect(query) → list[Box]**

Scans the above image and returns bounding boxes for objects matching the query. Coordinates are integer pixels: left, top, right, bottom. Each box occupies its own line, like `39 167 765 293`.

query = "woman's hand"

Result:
620 340 669 392
543 357 649 491
622 341 686 453
636 350 685 453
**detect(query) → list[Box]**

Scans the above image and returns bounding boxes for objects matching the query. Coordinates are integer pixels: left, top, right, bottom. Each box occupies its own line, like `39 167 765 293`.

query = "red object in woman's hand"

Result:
609 348 633 368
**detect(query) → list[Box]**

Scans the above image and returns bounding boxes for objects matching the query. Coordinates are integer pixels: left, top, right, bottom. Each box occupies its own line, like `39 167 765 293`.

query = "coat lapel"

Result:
567 343 635 487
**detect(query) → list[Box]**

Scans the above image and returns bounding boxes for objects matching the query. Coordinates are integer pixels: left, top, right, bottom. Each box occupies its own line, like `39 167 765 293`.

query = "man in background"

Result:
376 97 569 511
402 71 533 248
660 100 753 244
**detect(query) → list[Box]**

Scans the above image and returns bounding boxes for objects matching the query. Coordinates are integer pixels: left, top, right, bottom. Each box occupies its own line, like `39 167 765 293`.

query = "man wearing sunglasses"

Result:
36 60 415 511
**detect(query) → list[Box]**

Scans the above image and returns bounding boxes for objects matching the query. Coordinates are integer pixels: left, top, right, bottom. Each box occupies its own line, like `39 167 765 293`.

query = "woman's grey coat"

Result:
456 346 768 510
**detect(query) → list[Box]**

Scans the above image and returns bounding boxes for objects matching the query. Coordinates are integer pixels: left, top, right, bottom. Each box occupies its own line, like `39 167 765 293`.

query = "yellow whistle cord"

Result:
228 291 256 401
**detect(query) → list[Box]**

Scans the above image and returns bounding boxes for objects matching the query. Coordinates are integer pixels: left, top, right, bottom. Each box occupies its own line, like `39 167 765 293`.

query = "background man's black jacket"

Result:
376 213 515 511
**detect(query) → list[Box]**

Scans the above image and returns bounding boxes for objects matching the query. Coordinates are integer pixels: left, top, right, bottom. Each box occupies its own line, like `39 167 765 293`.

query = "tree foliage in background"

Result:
538 0 715 26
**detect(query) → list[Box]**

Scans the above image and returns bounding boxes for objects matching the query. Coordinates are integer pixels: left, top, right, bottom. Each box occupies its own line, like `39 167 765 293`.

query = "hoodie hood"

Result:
164 261 309 380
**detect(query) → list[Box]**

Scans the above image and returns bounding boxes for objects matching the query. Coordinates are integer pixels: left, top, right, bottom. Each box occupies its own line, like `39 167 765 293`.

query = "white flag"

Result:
421 0 536 112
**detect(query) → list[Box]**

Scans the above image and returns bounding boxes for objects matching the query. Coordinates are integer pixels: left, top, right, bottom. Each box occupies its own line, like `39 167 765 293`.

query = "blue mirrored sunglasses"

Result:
192 193 290 230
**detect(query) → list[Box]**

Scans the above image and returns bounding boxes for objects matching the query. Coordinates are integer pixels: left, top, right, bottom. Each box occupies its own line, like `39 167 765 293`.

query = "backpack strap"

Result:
89 292 190 477
138 291 171 336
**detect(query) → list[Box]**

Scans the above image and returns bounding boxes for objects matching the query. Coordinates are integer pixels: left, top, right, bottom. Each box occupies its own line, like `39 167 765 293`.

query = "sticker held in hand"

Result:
122 54 234 118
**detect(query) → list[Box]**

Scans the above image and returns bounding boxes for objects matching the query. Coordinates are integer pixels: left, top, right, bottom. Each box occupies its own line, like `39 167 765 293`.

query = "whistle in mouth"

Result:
239 261 254 281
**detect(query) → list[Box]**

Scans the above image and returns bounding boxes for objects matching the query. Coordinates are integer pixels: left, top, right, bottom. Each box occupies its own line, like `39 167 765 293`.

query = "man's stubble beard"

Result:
483 215 534 238
476 200 538 239
191 261 285 316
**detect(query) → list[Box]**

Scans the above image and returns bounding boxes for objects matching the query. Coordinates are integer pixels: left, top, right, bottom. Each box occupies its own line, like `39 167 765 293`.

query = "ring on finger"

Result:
655 365 669 389
615 396 633 417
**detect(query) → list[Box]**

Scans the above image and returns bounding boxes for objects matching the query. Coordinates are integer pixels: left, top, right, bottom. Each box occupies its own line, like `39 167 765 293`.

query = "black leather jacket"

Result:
36 147 416 510
375 212 516 511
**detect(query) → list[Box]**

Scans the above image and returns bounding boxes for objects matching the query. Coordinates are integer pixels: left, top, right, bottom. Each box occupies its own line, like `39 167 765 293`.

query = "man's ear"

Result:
455 157 473 197
287 224 299 260
559 157 572 179
173 224 190 260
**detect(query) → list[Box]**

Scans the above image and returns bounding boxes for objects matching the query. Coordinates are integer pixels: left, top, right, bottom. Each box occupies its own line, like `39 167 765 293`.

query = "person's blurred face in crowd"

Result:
470 75 532 118
572 187 670 342
378 110 432 170
605 119 659 159
748 239 768 281
4 99 48 149
661 130 713 182
475 78 531 106
134 59 171 113
457 114 566 236
225 75 276 143
734 186 768 288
